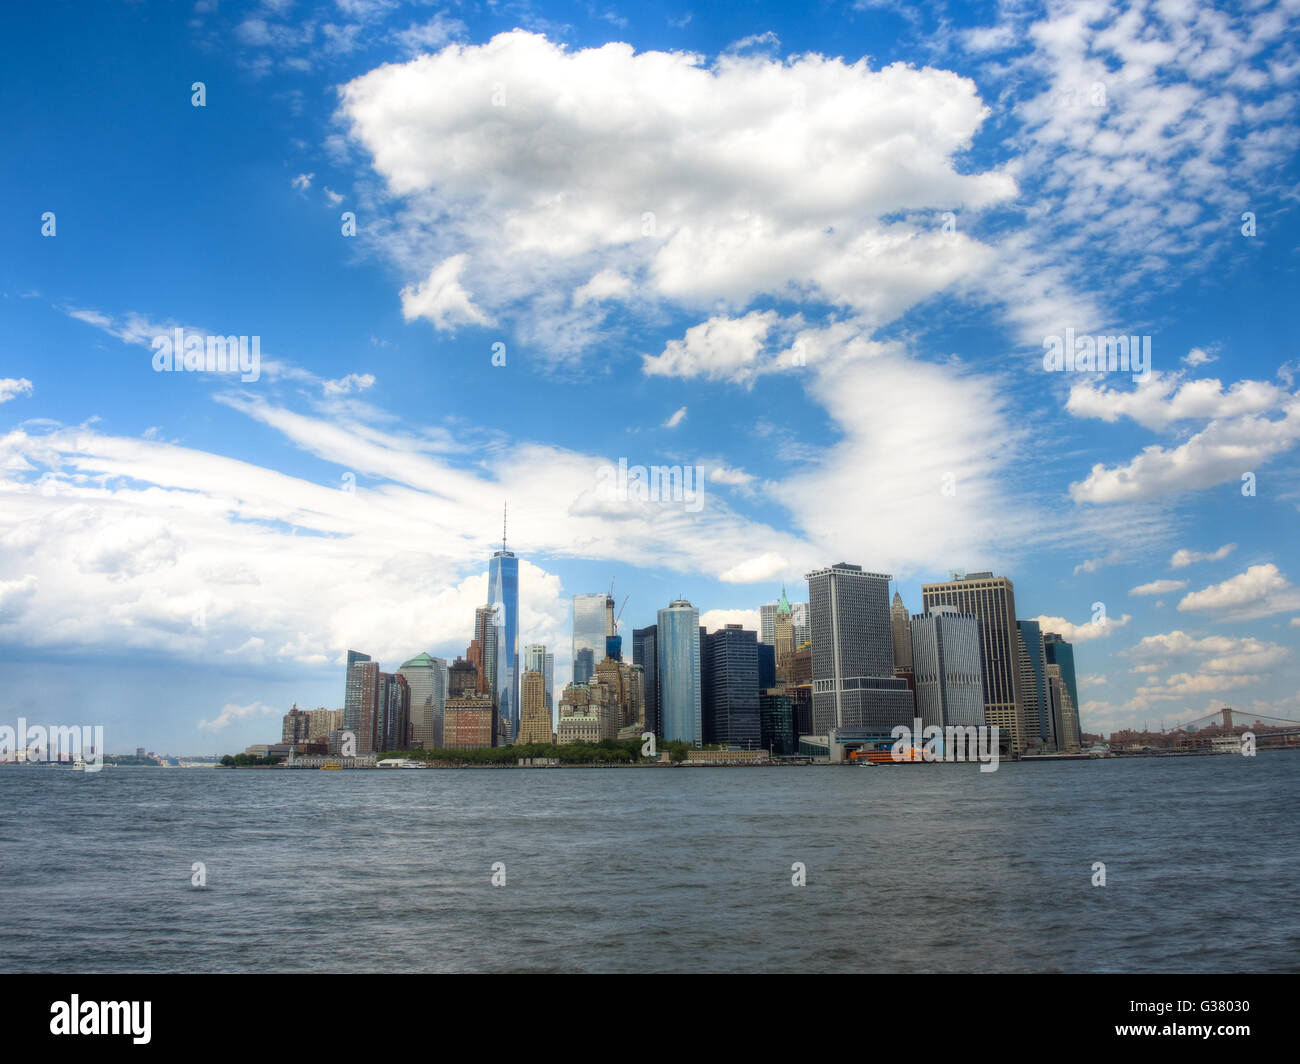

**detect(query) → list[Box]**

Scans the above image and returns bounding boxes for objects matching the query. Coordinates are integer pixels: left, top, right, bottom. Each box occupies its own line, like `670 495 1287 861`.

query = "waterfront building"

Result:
448 656 479 699
343 651 382 754
703 625 761 747
470 605 496 699
910 608 984 731
758 642 776 690
593 655 645 728
443 695 496 750
806 564 913 736
572 592 614 686
517 669 554 745
1047 664 1081 751
557 681 620 743
523 644 554 712
281 704 311 745
921 572 1030 756
891 591 913 671
487 509 519 742
398 653 447 749
633 624 660 737
657 599 703 746
774 586 796 676
760 691 796 755
307 707 343 743
1042 632 1081 736
1017 621 1053 750
379 672 410 751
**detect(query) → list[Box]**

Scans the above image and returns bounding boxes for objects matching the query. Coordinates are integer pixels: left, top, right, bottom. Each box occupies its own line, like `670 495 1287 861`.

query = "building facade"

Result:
657 600 703 747
921 572 1030 756
398 653 447 749
703 625 761 747
910 608 984 731
806 564 913 736
517 669 554 745
487 534 519 742
633 624 659 737
572 592 614 686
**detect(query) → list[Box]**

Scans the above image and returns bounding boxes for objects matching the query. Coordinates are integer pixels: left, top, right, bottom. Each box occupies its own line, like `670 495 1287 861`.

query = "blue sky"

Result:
2 0 1298 753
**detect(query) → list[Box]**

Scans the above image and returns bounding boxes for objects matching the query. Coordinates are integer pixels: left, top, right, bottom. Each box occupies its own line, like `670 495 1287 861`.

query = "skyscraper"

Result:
398 653 448 749
343 650 381 753
572 592 613 686
380 672 410 751
1017 620 1051 750
921 572 1028 755
487 508 519 743
791 601 811 652
910 607 984 731
891 591 913 671
805 564 913 736
657 599 702 747
524 644 553 713
517 669 553 745
633 624 659 737
1042 632 1080 739
774 585 795 675
1047 663 1081 751
470 605 496 698
703 625 760 747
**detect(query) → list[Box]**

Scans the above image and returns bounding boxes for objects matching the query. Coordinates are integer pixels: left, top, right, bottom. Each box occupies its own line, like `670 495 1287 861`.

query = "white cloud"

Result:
323 373 376 396
1184 346 1218 366
1129 630 1290 675
699 607 761 632
197 701 282 732
399 254 493 331
1170 543 1236 568
337 30 1015 353
0 379 33 404
663 406 688 429
1178 564 1300 619
719 552 788 584
1030 612 1131 643
292 172 314 191
1130 579 1188 596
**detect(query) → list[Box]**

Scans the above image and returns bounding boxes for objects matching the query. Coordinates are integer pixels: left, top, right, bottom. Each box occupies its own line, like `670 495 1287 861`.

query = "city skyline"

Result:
3 1 1298 755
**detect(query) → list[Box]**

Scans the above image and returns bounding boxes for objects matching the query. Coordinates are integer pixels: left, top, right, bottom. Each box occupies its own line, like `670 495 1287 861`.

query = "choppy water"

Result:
1 754 1296 973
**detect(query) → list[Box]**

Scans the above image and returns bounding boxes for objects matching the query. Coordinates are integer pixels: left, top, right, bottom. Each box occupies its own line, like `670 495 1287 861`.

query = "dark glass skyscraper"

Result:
1017 620 1052 749
703 624 760 747
633 624 659 737
1042 632 1080 740
487 510 519 742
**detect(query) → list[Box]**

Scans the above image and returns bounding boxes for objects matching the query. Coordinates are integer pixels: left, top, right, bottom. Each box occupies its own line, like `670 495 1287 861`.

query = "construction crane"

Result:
614 595 629 632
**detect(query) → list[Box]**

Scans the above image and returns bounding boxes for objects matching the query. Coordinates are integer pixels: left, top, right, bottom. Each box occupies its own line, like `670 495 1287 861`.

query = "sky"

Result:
2 0 1298 754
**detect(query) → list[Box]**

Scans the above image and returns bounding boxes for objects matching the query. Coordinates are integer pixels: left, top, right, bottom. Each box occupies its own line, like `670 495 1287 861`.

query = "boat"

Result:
72 758 86 771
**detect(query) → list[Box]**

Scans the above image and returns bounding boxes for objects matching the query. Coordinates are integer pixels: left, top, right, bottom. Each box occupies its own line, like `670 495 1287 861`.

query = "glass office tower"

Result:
488 543 519 743
657 600 702 746
633 624 659 737
572 592 612 685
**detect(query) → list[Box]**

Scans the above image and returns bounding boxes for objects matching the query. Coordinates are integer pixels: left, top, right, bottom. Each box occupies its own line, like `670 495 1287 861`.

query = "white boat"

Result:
72 758 86 771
